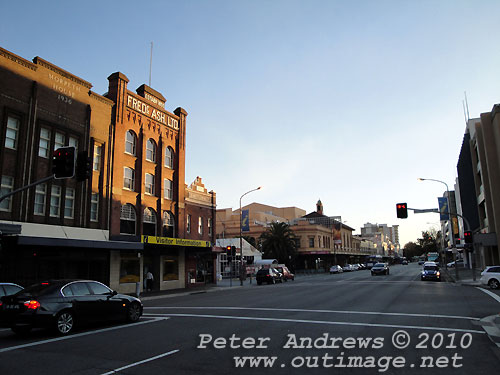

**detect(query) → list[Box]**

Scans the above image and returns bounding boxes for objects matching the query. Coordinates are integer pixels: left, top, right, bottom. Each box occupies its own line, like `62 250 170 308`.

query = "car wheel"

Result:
489 279 500 290
55 310 75 335
11 325 32 335
284 278 288 282
126 302 142 323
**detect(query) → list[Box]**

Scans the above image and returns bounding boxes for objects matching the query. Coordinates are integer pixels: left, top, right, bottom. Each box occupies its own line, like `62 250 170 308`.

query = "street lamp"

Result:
418 177 458 279
239 186 262 285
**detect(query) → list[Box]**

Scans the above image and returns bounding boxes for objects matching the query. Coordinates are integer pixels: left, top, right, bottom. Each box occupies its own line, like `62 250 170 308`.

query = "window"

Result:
34 183 47 215
90 193 99 222
198 217 203 235
125 130 137 155
38 128 51 158
146 139 156 162
145 173 155 195
208 218 212 236
143 207 157 236
165 147 174 168
54 132 65 150
87 282 112 295
309 237 314 248
164 179 173 200
93 144 102 171
67 282 91 296
69 136 79 152
123 167 135 190
0 176 14 212
50 185 61 217
64 187 75 219
120 204 136 235
5 116 19 150
163 257 179 281
163 211 175 237
186 214 191 233
119 255 140 283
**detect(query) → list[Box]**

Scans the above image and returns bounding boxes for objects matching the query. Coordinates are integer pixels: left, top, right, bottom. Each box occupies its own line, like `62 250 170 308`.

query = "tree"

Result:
417 230 441 253
260 222 297 267
403 241 423 259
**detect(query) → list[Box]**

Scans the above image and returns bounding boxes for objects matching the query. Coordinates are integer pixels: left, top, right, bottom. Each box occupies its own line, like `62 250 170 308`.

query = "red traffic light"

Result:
396 203 408 219
464 231 473 244
226 245 231 252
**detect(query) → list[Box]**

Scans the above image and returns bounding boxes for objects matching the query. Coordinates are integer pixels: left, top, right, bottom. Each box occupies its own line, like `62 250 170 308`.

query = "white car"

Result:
480 266 500 289
447 259 464 268
342 264 354 272
329 265 343 274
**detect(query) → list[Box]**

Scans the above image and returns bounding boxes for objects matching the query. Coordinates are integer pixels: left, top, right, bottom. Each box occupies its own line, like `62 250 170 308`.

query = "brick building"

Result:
0 46 216 292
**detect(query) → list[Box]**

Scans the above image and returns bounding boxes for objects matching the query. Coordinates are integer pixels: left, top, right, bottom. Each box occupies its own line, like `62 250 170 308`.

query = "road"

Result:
1 262 500 374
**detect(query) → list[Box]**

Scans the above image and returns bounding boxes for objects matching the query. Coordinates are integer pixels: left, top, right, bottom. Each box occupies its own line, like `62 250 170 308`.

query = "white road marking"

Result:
144 313 485 334
0 318 168 354
99 349 179 375
144 306 480 321
476 287 500 303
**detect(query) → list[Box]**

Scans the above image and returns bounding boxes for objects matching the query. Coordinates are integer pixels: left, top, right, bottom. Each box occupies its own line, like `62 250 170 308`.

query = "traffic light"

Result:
396 203 408 219
52 147 76 179
464 231 473 244
226 245 232 261
75 151 92 181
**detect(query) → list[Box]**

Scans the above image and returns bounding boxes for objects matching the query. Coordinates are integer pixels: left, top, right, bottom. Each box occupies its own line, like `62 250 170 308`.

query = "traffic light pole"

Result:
0 175 55 205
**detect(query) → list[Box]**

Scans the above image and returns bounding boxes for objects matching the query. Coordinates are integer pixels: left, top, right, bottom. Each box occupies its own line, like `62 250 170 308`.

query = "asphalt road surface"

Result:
1 263 500 374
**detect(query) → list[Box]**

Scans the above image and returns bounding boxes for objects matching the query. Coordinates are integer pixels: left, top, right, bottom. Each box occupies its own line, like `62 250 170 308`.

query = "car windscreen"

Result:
374 263 385 267
424 266 438 271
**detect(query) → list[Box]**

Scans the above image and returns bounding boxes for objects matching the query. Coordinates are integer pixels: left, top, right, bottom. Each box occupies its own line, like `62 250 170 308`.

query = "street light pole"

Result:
239 186 261 286
418 178 458 280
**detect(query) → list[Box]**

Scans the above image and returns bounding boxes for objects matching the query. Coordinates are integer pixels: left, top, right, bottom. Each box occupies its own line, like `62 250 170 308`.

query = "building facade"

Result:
0 46 216 293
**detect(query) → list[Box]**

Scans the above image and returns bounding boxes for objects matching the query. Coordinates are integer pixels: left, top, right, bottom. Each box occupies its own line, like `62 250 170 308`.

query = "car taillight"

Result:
24 300 40 310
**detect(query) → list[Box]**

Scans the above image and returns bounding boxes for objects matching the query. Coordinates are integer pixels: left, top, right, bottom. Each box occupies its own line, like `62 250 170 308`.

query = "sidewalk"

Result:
444 266 483 286
138 277 256 301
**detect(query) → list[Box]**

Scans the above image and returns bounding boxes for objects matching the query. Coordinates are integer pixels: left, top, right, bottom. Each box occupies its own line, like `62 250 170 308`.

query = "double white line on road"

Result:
143 312 485 334
144 306 481 321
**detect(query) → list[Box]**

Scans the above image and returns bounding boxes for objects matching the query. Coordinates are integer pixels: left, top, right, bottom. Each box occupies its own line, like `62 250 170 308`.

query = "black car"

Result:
0 279 143 335
0 282 23 297
421 264 441 281
371 263 389 276
256 269 281 285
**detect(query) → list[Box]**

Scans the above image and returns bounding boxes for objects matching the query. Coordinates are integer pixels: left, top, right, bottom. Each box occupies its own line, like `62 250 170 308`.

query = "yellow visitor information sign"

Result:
141 235 211 248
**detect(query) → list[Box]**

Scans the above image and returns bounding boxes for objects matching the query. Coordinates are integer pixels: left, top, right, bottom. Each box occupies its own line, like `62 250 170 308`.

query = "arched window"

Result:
165 146 174 169
146 139 156 162
125 130 137 155
143 207 157 236
162 211 175 237
120 204 136 235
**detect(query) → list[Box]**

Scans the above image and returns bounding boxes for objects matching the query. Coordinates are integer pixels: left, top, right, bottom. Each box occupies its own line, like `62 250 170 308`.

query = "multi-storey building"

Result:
456 110 500 268
0 46 216 293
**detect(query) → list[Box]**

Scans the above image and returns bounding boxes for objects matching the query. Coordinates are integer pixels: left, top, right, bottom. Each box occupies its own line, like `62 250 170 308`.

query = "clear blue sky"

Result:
2 0 500 245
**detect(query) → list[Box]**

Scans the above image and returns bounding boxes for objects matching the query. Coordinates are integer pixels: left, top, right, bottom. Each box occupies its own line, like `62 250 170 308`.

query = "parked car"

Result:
0 279 143 335
275 266 294 281
0 283 23 297
402 260 408 265
256 268 281 285
351 264 360 271
480 266 500 289
371 263 389 276
421 264 441 281
358 264 367 270
342 264 354 272
447 259 465 268
329 265 343 274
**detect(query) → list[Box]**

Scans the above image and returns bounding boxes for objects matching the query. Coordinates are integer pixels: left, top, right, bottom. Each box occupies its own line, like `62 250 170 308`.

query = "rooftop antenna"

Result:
149 42 153 86
464 91 470 122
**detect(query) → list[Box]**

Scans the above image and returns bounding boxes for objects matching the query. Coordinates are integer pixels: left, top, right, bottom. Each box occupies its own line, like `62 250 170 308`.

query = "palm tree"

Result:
260 222 297 266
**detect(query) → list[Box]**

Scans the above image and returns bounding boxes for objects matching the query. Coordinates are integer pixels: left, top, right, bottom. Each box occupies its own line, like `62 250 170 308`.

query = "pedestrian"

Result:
146 270 154 291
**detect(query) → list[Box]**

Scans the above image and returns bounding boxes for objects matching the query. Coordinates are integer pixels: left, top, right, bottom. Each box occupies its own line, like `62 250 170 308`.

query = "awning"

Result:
16 236 143 250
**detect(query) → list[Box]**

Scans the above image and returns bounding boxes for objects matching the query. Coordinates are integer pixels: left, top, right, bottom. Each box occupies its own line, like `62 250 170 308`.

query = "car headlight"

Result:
436 272 440 276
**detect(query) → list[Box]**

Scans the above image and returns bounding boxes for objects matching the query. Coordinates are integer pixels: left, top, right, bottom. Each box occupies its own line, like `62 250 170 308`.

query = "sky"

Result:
2 0 500 246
